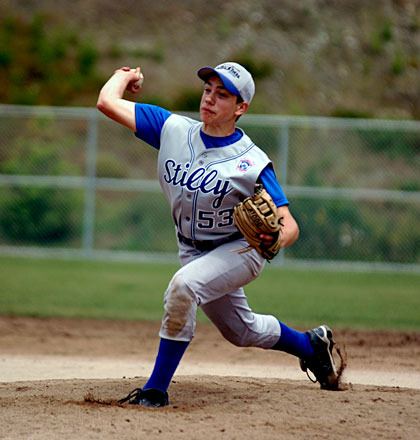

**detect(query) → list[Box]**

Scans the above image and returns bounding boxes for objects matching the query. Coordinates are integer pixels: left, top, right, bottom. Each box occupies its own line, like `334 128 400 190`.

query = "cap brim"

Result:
197 66 241 98
197 66 217 81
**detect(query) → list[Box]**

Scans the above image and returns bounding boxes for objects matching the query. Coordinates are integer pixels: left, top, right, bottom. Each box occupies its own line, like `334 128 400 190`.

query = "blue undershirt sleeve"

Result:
134 103 171 149
258 165 289 207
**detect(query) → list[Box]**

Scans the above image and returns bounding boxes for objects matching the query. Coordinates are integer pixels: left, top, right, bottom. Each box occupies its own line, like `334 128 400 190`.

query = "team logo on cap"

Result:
218 64 241 79
237 158 253 172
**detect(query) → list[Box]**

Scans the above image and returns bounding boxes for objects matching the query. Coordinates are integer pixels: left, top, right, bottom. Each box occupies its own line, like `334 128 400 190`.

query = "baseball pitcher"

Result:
97 62 343 407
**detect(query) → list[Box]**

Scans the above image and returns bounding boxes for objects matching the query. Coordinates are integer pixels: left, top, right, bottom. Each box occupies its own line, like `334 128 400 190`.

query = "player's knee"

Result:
163 273 196 337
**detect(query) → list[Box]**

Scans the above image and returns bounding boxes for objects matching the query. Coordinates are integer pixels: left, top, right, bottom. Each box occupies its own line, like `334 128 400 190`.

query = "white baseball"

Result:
133 68 144 87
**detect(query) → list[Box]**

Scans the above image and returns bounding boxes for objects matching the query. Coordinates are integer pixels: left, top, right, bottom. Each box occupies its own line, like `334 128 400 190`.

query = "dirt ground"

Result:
1 316 420 439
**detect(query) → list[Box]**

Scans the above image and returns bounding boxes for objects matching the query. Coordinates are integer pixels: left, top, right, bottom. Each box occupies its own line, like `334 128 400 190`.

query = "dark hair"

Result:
235 95 244 121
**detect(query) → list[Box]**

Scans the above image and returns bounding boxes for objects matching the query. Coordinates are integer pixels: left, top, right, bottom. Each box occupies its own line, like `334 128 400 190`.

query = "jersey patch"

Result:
237 158 254 173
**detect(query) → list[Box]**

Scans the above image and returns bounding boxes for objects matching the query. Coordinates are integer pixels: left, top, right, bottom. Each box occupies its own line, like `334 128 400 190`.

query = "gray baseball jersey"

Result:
158 114 271 241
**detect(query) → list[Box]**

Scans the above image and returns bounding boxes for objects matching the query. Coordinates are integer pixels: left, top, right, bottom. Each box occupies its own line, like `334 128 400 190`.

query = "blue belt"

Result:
177 231 243 251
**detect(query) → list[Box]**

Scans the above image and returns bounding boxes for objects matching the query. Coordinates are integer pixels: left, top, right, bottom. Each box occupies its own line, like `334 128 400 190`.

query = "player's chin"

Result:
200 108 215 123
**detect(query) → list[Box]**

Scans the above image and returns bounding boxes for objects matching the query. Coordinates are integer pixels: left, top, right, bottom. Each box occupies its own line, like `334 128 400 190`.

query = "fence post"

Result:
279 122 289 184
276 122 290 265
82 110 98 256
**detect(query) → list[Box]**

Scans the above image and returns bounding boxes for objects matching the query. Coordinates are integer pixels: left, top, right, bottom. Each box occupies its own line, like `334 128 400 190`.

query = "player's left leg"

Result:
197 263 339 389
176 239 315 358
200 288 314 358
202 294 339 389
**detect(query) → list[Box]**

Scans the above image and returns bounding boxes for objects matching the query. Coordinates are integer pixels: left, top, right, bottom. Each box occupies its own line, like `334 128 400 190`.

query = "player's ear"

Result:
235 101 249 118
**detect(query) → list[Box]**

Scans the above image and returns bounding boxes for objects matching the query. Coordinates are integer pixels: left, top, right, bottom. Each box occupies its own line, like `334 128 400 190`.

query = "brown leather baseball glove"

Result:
233 185 283 260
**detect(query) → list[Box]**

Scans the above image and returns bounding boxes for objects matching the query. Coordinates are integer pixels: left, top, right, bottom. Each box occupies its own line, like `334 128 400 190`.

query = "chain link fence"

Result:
0 104 419 271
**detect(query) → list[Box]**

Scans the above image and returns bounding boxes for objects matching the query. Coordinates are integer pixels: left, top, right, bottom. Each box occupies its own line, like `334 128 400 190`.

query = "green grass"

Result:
0 256 419 331
246 268 420 330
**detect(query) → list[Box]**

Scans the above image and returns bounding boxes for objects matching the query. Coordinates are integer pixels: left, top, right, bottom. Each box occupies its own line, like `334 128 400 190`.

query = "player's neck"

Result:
201 122 236 137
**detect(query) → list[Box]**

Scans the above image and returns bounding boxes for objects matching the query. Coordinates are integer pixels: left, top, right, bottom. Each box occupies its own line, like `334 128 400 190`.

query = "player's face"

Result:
199 77 248 130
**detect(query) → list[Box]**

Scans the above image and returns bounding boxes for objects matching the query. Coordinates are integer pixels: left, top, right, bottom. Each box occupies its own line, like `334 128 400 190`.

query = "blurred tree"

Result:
0 14 103 106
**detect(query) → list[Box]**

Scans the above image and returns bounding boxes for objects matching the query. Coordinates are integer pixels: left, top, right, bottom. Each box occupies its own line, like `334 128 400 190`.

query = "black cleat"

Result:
118 388 169 407
299 325 339 390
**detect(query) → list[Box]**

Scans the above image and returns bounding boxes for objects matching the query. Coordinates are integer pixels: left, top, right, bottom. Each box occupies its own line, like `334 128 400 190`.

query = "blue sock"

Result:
271 321 314 359
143 338 190 392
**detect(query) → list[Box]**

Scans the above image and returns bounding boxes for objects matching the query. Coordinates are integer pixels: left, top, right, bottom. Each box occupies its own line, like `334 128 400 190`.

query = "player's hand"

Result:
116 66 144 94
259 233 275 247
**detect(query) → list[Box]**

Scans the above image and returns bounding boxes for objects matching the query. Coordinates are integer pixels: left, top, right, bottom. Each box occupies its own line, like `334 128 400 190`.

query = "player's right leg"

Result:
119 272 195 407
119 239 267 407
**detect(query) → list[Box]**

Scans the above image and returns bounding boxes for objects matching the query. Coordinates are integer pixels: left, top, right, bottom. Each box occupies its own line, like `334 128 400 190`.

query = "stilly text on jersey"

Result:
163 159 232 208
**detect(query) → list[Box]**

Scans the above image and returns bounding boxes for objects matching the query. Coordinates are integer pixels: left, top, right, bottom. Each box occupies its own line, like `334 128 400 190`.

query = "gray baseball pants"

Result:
159 237 281 349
